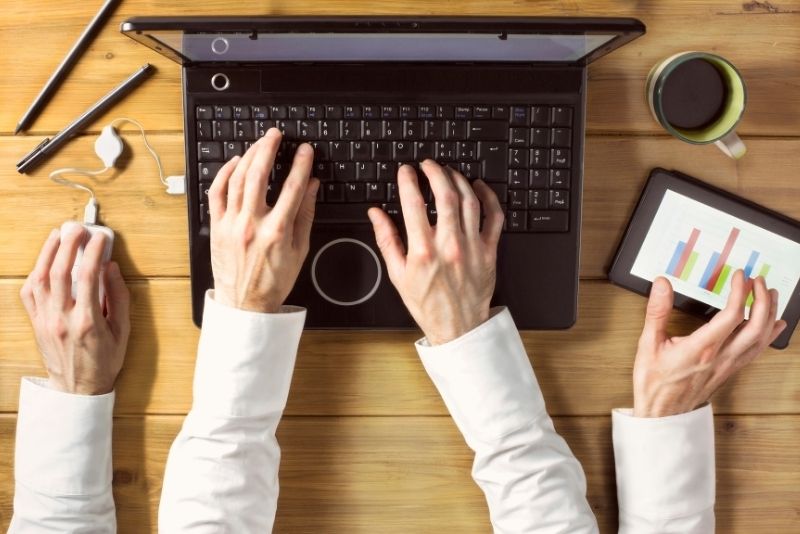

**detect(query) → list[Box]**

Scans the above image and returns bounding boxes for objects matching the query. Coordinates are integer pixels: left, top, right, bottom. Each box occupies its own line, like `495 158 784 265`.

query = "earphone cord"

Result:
111 117 168 186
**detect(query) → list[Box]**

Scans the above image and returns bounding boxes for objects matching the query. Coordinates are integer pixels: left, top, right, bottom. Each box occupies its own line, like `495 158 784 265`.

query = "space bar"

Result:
314 203 378 224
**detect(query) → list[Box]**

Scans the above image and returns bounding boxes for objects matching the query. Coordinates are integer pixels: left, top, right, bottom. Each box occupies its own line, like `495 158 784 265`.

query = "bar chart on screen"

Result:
631 190 800 318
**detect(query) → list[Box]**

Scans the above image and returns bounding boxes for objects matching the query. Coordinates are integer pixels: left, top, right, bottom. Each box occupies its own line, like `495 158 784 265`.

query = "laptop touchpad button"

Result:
311 238 382 306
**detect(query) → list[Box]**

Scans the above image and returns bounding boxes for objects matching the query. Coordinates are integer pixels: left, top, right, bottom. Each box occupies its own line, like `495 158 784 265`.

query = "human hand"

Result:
367 160 504 345
209 128 320 313
19 223 131 395
633 271 786 417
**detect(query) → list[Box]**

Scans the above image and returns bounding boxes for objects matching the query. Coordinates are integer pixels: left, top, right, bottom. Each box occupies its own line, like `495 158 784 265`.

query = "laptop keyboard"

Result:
195 104 573 233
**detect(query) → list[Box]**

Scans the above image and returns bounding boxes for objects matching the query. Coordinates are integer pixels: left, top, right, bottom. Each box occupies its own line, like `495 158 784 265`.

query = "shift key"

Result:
527 211 569 232
478 141 508 182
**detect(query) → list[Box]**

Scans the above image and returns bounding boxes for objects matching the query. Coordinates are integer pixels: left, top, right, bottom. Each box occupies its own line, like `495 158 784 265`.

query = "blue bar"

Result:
699 252 720 289
666 241 685 276
744 250 760 278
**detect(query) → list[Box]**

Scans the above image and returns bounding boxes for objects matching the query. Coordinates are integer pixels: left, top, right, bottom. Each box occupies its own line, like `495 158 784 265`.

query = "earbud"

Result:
94 125 124 168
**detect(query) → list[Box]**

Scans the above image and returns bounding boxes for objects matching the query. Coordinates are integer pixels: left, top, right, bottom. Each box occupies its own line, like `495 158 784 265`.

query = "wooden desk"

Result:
1 2 798 532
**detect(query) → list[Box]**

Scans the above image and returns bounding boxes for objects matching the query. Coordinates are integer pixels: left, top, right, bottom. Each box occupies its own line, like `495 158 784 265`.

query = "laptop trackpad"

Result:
311 237 382 306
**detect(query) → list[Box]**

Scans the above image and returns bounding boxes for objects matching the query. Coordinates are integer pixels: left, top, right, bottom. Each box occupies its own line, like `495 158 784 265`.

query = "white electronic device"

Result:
63 222 115 303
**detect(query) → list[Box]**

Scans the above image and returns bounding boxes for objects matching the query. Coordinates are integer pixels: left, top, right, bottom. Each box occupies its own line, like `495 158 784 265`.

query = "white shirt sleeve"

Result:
9 377 116 533
613 405 715 533
416 307 599 534
158 290 306 533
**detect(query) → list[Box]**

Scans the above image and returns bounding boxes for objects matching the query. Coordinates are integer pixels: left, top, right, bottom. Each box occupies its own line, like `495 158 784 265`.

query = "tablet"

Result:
609 168 800 349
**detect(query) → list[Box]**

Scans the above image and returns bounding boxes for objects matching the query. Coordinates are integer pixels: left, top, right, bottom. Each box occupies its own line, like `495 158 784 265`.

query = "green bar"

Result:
758 263 771 278
680 251 699 281
746 292 754 308
712 264 732 295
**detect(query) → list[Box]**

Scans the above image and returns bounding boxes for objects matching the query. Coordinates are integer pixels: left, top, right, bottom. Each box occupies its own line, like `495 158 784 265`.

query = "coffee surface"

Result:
661 58 729 131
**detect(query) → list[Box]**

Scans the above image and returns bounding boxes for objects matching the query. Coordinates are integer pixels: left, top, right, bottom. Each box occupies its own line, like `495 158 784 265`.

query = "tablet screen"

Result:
630 189 800 318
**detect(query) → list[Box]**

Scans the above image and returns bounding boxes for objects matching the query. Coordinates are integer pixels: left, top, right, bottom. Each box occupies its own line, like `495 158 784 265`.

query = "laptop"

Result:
121 16 645 328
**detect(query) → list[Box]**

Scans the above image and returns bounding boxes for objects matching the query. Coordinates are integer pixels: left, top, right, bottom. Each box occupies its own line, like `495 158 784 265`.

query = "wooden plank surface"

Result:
2 278 797 416
3 135 800 279
2 414 798 533
2 1 799 136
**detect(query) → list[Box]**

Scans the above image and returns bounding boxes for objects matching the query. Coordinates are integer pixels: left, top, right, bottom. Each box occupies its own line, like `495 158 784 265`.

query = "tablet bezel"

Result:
608 168 800 349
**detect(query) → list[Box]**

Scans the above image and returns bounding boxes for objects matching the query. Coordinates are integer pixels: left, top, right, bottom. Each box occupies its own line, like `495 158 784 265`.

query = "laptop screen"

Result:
147 32 617 63
121 17 646 66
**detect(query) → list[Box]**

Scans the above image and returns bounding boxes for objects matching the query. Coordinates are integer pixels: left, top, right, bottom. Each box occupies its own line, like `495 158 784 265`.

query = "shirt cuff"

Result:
193 290 306 417
15 377 115 496
415 307 546 444
612 404 715 521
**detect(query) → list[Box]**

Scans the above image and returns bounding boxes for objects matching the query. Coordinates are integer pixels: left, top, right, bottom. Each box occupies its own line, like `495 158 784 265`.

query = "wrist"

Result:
47 376 113 396
212 285 282 313
422 309 490 346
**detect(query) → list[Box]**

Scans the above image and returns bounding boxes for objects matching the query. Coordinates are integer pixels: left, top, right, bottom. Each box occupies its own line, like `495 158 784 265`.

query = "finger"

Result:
20 279 36 318
75 232 107 314
367 207 406 284
767 320 787 345
730 276 772 350
242 134 282 216
29 228 61 305
423 159 461 235
473 179 504 248
209 155 240 222
104 261 131 340
292 178 320 254
449 169 481 238
50 222 86 309
690 270 749 348
397 165 432 245
271 143 314 229
228 128 282 214
639 276 674 348
763 288 783 346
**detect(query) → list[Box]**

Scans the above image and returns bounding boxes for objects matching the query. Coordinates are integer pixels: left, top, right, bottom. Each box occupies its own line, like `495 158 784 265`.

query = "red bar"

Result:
704 227 741 291
673 228 701 277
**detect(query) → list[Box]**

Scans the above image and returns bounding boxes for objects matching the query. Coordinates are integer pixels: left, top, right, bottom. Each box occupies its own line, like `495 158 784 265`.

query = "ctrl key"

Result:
527 211 569 232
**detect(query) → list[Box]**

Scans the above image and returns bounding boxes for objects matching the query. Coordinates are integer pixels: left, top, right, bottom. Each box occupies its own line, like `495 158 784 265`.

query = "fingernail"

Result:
298 143 313 156
653 277 670 294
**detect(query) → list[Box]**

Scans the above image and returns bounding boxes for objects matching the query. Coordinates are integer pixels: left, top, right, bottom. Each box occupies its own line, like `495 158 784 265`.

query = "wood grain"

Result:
3 136 800 279
2 278 797 416
1 2 799 136
2 414 798 533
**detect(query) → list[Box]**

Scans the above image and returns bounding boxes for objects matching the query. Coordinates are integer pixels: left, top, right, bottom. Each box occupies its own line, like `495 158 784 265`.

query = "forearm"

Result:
159 291 305 532
417 307 598 534
10 378 116 533
613 405 715 534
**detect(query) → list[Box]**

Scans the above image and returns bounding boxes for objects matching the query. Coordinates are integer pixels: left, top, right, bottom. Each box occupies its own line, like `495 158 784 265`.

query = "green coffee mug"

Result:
646 52 747 159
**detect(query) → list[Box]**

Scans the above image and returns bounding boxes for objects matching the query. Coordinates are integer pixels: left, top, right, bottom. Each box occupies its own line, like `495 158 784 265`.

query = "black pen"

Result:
16 64 155 175
15 0 122 135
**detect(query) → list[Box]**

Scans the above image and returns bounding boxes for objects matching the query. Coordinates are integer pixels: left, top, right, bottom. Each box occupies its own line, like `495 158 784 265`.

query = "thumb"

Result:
104 261 131 340
640 277 674 348
367 207 406 284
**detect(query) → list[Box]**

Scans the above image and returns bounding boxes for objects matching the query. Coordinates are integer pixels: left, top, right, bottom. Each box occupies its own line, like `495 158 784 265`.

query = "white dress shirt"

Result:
10 298 715 533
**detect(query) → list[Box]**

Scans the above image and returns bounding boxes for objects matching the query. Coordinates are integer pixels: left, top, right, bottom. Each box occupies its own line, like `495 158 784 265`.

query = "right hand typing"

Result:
367 160 505 345
209 129 320 313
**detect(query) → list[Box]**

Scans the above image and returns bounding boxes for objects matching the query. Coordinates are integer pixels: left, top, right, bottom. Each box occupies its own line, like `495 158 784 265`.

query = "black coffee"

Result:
661 58 729 130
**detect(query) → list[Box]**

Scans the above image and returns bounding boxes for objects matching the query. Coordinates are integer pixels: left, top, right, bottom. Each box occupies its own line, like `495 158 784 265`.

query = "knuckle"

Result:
74 312 96 338
49 263 69 283
19 281 33 301
439 190 459 207
30 270 49 288
49 316 69 341
463 197 480 213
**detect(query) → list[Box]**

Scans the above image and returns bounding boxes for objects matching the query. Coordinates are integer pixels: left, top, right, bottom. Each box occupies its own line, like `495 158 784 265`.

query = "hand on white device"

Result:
67 221 115 303
19 222 130 395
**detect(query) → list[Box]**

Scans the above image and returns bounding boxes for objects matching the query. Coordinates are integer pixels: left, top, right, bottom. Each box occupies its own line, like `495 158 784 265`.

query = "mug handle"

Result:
715 131 747 159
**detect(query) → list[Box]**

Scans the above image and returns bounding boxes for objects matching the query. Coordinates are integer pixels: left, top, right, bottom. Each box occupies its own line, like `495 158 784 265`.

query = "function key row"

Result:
196 104 572 124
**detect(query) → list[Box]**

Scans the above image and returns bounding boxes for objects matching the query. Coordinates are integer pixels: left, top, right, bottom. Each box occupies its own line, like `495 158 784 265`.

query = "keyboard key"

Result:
250 106 268 119
466 120 507 140
531 128 550 147
531 106 550 126
550 189 569 209
362 105 379 119
508 169 527 189
529 169 548 189
382 203 403 226
196 120 212 140
372 141 393 162
313 161 332 181
224 141 244 160
344 105 361 119
507 210 527 232
319 120 339 140
383 120 402 140
487 183 507 203
213 120 233 140
199 202 210 225
270 105 288 119
478 142 508 183
323 183 345 202
424 120 445 140
309 141 328 160
460 161 481 180
363 120 381 140
275 120 297 138
232 105 251 119
306 105 324 119
341 120 360 140
198 162 224 182
418 105 435 119
492 105 509 120
508 148 527 169
403 120 423 140
436 105 454 119
454 106 472 119
550 169 570 189
273 161 290 181
330 141 349 160
458 141 476 160
414 141 435 161
346 182 366 202
196 106 214 119
509 127 529 147
393 141 414 161
298 120 319 139
399 105 417 119
334 162 355 182
356 162 377 181
552 128 571 147
436 142 456 161
528 211 569 232
377 162 396 182
387 183 399 202
510 106 529 126
427 204 438 225
528 189 547 209
445 120 467 140
214 105 232 119
552 107 573 127
381 105 398 119
473 105 491 119
198 142 223 161
366 182 386 201
254 119 274 138
551 148 570 168
351 141 371 161
325 105 343 119
530 148 548 169
200 179 211 202
508 190 527 209
234 121 255 140
315 203 373 223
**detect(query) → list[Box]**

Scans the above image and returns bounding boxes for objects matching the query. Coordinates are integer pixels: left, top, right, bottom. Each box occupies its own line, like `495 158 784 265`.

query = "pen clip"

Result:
17 137 51 168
